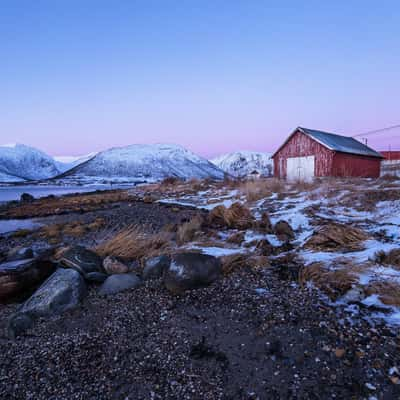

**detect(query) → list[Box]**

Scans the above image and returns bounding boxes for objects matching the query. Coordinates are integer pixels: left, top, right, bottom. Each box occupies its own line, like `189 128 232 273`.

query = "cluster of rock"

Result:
1 245 221 338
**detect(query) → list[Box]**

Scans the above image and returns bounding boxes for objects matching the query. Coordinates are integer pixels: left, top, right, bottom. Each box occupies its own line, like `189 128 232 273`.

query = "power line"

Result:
353 123 400 138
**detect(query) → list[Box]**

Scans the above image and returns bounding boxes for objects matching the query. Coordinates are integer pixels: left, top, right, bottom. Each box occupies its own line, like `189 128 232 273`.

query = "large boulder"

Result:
164 253 222 294
59 246 104 278
142 255 171 280
99 273 141 296
0 258 55 303
18 268 87 318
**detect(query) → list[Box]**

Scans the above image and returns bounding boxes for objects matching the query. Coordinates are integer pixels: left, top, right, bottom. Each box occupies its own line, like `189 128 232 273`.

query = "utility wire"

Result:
353 124 400 137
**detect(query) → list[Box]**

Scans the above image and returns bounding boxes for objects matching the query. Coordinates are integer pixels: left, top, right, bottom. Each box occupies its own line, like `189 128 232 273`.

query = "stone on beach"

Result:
99 273 142 296
18 268 87 318
59 246 104 278
142 255 171 280
103 256 129 274
164 253 222 294
0 258 55 303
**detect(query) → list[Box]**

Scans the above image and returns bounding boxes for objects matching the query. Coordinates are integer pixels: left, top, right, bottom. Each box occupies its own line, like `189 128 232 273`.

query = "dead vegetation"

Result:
374 249 400 269
1 190 132 219
239 180 272 202
227 231 245 245
299 259 368 300
304 223 369 252
365 281 400 307
176 216 204 245
208 202 254 230
341 188 400 212
95 225 172 261
220 253 269 275
37 218 106 243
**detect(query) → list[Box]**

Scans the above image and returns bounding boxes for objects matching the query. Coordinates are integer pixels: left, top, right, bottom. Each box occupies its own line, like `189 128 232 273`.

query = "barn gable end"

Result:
273 129 333 178
272 127 382 179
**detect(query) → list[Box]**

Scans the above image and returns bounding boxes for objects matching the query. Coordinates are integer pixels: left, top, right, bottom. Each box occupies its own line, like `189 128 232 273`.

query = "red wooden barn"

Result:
380 151 400 161
272 127 383 181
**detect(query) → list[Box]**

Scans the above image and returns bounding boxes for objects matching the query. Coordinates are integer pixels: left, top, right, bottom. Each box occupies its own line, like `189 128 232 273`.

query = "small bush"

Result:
374 249 400 269
176 216 204 245
208 202 254 230
240 180 272 202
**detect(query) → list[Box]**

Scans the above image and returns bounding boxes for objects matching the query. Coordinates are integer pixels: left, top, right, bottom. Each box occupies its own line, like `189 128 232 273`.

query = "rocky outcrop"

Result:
99 273 141 296
164 253 221 294
18 268 87 318
0 258 55 303
142 255 171 280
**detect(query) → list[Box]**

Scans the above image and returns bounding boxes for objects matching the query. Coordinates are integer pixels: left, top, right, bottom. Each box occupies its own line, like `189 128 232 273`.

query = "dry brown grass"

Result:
95 225 172 260
304 223 369 252
1 190 132 219
208 202 254 230
227 231 245 245
364 281 400 307
239 180 272 202
176 216 204 245
220 253 269 275
299 260 366 300
374 249 400 269
37 218 106 242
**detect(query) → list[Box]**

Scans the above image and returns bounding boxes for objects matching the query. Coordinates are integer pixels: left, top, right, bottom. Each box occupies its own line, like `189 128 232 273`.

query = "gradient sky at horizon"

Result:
1 1 399 158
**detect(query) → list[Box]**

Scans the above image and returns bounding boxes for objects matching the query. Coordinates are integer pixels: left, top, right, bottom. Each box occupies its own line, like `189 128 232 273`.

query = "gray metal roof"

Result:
298 127 383 158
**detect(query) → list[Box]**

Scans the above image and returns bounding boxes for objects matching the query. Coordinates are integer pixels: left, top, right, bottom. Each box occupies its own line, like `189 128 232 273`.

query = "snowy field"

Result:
132 177 400 327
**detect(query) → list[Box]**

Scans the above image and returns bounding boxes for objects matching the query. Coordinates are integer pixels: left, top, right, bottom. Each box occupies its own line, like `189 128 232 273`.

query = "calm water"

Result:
0 219 43 234
0 184 133 203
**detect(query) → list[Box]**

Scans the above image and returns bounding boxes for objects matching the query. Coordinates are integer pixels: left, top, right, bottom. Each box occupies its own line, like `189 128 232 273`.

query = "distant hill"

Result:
58 144 225 183
211 151 273 178
0 143 61 182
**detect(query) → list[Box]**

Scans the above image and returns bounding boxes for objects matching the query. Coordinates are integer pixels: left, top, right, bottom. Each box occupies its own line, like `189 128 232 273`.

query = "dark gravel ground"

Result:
1 198 400 399
1 266 400 399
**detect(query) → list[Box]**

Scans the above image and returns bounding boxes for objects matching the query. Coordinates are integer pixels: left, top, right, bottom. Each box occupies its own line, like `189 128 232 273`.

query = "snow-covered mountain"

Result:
0 143 61 183
54 152 97 173
59 144 225 183
211 151 273 178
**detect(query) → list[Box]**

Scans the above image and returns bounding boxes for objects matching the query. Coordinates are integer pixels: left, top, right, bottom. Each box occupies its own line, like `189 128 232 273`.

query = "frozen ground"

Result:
134 177 400 327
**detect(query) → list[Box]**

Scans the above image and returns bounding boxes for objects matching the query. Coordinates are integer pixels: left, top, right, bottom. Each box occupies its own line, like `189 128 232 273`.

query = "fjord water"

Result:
0 184 131 202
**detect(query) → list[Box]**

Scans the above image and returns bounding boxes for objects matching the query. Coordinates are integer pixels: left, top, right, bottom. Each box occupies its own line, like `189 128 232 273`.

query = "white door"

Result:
286 156 315 181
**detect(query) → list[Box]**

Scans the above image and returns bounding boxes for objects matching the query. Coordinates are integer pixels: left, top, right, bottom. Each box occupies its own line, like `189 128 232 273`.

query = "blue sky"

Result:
1 1 399 157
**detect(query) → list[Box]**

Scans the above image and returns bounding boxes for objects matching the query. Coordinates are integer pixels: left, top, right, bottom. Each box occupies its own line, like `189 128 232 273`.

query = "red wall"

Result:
331 153 381 178
273 129 381 178
381 151 400 160
273 130 333 178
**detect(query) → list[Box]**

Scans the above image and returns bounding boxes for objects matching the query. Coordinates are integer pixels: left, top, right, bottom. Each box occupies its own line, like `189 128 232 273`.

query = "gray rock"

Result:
0 258 55 303
85 271 108 283
7 247 34 262
7 313 34 339
103 256 129 274
99 273 141 296
164 253 221 294
59 246 103 278
19 268 87 318
143 255 171 280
